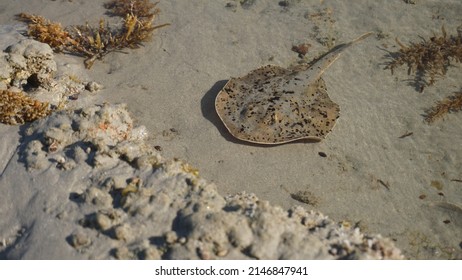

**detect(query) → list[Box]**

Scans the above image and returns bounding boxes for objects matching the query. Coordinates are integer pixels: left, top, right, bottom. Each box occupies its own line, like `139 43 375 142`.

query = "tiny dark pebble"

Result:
279 1 289 7
154 145 162 151
240 0 256 9
419 194 426 199
69 94 79 100
318 152 327 157
443 220 451 224
292 43 311 57
438 192 445 196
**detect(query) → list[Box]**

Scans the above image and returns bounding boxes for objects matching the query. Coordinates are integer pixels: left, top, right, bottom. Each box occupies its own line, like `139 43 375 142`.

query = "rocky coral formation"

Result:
0 101 403 259
2 38 57 90
0 38 101 125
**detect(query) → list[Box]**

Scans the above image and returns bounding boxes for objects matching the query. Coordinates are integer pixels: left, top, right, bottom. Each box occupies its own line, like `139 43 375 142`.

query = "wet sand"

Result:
0 0 461 259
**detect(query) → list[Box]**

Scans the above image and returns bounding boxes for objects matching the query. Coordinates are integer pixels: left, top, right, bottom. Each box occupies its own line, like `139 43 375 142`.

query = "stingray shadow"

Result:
201 79 239 144
201 80 319 147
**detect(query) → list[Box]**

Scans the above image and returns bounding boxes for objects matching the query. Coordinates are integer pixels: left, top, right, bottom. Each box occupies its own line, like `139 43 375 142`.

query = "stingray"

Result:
215 32 372 144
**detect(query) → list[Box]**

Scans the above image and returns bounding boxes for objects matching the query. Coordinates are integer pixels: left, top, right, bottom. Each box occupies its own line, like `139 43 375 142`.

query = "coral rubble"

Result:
1 38 56 90
0 38 100 125
4 102 403 259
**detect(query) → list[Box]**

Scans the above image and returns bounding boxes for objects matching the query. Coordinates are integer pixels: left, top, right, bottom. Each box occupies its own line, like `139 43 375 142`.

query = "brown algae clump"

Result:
386 26 462 91
424 90 462 123
15 14 76 52
104 0 159 17
17 0 169 68
0 90 51 125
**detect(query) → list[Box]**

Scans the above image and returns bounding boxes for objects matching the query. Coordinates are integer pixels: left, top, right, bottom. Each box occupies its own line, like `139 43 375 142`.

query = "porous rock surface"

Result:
2 38 57 89
0 37 102 125
0 102 403 259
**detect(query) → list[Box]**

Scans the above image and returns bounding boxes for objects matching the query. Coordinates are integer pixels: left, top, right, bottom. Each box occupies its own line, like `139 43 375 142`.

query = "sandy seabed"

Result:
0 0 461 259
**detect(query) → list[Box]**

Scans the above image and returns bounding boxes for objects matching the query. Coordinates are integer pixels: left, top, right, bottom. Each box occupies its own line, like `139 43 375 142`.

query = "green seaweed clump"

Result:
386 26 462 91
17 0 169 68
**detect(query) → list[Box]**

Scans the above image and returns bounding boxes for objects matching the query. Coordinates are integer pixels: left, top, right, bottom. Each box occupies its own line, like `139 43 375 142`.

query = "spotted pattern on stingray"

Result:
215 32 372 144
216 66 339 143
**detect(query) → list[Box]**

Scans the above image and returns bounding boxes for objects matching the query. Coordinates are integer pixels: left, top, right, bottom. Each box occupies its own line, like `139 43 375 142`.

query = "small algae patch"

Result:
290 190 319 206
431 180 444 191
424 91 462 123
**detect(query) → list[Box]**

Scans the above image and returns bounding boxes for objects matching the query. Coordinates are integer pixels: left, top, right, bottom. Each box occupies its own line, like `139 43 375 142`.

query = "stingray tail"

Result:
298 32 374 83
343 32 374 48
